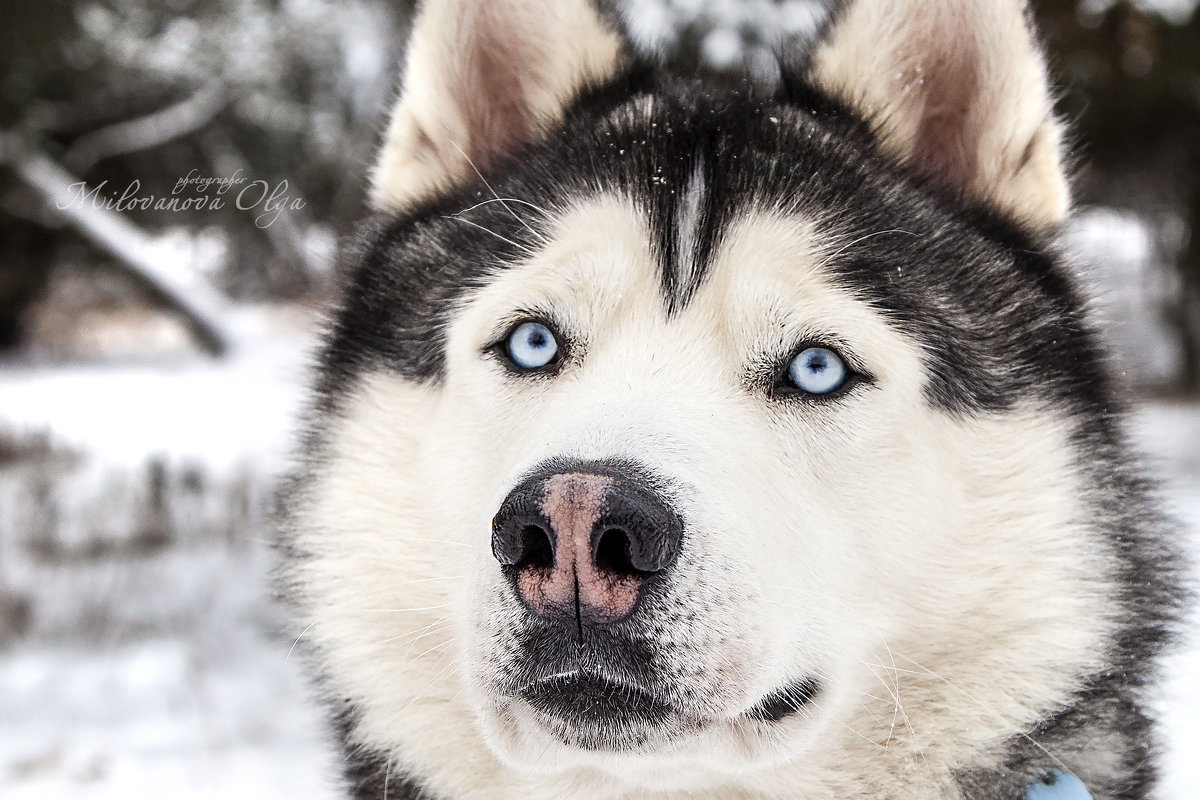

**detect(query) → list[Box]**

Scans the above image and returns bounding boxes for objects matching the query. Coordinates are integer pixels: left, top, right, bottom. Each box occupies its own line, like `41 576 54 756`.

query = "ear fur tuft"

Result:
370 0 629 212
809 0 1069 230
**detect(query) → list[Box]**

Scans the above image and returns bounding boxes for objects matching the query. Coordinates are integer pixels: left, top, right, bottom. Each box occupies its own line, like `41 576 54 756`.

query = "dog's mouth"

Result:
519 672 669 722
496 623 824 750
512 670 823 750
515 671 678 749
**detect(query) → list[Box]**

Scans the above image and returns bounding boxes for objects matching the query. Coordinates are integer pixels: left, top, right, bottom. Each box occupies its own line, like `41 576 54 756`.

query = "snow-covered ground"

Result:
0 308 343 799
1132 402 1200 800
0 637 341 800
0 309 1197 799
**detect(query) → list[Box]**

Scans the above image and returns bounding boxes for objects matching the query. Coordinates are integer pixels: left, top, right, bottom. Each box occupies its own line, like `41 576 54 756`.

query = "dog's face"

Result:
448 199 913 761
290 0 1121 795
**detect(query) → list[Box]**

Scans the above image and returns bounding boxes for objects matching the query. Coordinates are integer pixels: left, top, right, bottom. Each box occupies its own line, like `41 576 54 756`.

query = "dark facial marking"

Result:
321 67 1114 423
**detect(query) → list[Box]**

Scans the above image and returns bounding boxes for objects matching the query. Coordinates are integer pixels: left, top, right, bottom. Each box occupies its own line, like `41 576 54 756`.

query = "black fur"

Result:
332 705 435 800
322 71 1108 419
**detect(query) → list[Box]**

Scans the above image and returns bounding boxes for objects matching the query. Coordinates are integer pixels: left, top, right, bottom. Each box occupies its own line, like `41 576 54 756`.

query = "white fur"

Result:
673 159 708 296
293 198 1120 799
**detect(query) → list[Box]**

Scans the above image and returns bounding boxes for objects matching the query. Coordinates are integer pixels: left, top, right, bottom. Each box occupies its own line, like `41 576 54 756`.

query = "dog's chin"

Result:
478 669 827 782
472 681 830 791
516 672 695 751
476 676 702 774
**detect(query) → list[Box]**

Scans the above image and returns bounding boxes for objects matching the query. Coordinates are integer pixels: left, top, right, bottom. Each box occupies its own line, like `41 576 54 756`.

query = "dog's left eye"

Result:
785 346 848 395
504 321 560 370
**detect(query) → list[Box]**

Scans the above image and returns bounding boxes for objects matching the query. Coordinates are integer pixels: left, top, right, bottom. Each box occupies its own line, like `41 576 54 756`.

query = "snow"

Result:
10 150 238 356
0 307 311 471
0 311 1197 798
1134 402 1200 799
0 639 341 800
1064 208 1186 388
0 308 337 798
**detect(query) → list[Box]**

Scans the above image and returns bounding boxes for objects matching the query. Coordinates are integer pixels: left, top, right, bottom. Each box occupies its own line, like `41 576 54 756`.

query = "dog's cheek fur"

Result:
287 375 471 777
831 408 1120 789
691 213 1123 795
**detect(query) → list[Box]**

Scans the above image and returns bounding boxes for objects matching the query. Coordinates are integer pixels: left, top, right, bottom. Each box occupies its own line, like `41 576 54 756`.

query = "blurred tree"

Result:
0 1 77 347
1 0 412 351
1033 0 1200 392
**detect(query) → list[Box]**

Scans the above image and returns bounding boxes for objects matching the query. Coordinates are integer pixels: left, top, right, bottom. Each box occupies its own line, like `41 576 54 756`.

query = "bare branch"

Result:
3 138 236 357
62 83 227 175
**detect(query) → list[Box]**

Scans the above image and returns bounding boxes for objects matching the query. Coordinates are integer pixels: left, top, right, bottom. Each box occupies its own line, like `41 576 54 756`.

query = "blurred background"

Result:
0 0 1197 797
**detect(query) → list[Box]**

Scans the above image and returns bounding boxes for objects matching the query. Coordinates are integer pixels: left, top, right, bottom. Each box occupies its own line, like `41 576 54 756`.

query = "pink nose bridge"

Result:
515 473 642 623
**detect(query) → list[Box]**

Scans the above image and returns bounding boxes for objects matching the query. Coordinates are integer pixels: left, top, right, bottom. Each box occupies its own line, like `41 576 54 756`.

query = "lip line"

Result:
516 669 652 699
509 673 821 726
517 669 585 693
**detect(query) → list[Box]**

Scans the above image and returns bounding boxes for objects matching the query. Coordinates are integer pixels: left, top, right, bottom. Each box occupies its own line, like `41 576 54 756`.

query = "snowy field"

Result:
0 310 1197 799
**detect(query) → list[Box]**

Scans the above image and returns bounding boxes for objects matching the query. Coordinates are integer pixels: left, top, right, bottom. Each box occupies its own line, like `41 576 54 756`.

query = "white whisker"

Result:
443 215 539 257
449 140 548 244
452 196 553 221
821 228 921 263
285 620 318 665
891 652 1071 774
389 537 469 548
352 603 453 614
379 616 452 647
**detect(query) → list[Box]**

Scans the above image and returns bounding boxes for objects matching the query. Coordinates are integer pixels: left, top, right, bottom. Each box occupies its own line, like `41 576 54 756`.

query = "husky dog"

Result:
280 0 1184 797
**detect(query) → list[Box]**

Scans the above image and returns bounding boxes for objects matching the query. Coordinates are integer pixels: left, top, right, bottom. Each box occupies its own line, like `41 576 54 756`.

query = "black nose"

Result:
491 463 683 624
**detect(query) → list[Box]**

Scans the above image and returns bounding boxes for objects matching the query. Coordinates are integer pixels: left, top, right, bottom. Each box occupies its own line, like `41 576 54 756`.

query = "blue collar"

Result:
1025 770 1093 800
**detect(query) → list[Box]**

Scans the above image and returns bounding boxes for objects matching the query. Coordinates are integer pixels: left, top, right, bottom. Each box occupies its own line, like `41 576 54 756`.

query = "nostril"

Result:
491 508 556 568
518 523 554 570
594 527 642 577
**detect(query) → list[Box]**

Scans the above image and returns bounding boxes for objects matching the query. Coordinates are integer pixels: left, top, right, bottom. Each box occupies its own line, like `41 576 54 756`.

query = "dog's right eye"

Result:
503 321 560 371
787 346 847 395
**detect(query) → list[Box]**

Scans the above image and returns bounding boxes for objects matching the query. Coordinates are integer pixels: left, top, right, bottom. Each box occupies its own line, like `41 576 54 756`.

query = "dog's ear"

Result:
370 0 628 211
809 0 1068 230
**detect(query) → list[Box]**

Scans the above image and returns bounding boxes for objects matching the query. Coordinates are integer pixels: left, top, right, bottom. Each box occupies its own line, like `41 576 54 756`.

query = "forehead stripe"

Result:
652 143 727 314
670 159 709 310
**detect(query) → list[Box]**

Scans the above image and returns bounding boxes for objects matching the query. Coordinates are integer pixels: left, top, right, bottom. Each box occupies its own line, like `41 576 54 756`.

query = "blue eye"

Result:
786 346 848 395
505 321 560 370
